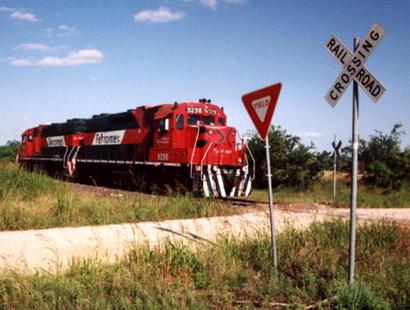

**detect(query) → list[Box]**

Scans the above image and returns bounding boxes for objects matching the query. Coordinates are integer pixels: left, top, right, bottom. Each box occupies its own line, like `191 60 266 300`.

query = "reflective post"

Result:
265 135 277 270
349 37 360 284
333 135 337 201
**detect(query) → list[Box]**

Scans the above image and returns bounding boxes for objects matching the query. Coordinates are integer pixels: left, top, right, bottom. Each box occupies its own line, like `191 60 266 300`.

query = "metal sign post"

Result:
265 135 278 269
332 136 342 201
349 38 360 283
333 136 337 201
324 23 385 284
242 83 282 270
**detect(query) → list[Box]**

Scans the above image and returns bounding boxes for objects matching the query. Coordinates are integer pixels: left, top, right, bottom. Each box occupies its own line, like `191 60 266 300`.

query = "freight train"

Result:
17 100 254 197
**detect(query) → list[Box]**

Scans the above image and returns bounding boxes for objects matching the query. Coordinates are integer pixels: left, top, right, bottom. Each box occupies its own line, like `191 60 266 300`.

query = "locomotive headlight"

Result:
238 158 242 163
208 130 213 135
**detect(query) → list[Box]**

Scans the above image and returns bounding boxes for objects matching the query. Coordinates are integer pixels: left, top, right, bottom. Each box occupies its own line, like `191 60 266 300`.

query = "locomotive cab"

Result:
19 128 35 159
149 100 252 197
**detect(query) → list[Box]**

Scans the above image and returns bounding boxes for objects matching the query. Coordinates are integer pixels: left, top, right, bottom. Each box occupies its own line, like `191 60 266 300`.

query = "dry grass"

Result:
0 221 408 309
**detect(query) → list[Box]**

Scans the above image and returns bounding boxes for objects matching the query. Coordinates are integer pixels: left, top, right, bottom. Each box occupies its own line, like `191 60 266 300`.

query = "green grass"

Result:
250 178 410 208
0 164 62 201
1 162 408 231
0 221 408 309
0 163 236 231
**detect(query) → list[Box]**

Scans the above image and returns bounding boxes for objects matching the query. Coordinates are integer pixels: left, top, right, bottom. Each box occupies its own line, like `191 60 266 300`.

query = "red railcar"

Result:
18 100 253 197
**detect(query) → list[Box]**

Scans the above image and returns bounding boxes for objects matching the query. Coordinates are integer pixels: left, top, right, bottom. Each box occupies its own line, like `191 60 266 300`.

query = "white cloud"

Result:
200 0 218 8
10 11 37 21
198 0 245 8
15 43 55 52
134 7 185 23
224 0 246 3
59 24 74 32
36 49 103 66
8 49 104 67
7 58 32 66
58 24 76 35
43 25 77 37
300 132 324 138
0 6 14 12
0 6 38 22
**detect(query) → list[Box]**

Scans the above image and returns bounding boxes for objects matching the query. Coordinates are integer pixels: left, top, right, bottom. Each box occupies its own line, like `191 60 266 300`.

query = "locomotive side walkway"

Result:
0 205 409 273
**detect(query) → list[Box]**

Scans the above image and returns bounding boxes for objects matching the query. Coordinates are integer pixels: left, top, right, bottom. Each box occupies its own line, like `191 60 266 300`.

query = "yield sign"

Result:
242 83 282 139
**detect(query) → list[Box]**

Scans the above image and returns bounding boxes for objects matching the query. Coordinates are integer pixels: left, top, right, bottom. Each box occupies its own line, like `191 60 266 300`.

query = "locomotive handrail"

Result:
72 146 81 162
62 146 69 168
235 131 256 180
200 142 214 179
245 143 256 180
190 125 201 178
67 146 76 163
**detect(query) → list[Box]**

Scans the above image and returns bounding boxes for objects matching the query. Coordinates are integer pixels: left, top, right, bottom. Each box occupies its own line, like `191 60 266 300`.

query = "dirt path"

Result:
0 205 409 273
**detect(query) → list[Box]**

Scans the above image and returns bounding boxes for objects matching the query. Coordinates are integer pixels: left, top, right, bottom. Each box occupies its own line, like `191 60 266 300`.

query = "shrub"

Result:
246 125 325 189
0 140 20 162
336 281 390 309
338 124 409 190
362 124 409 190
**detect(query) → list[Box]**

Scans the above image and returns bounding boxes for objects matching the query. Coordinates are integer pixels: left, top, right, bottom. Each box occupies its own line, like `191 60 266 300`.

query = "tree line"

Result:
246 123 409 191
0 140 19 162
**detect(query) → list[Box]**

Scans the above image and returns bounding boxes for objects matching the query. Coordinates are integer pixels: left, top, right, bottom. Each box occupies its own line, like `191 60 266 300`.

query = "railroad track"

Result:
69 181 275 208
216 197 269 207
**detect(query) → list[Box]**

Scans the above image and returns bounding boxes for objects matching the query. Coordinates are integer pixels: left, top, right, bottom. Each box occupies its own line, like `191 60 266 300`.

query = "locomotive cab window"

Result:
21 135 27 143
188 115 200 125
218 117 225 126
159 118 169 133
176 114 184 129
203 116 215 126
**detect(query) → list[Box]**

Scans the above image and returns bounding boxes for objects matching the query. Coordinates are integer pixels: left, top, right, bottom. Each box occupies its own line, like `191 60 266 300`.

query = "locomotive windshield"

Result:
188 115 199 125
202 116 215 125
187 115 216 126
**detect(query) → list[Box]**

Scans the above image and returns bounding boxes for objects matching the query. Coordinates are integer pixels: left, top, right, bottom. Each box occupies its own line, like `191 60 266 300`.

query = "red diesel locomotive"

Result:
17 100 253 197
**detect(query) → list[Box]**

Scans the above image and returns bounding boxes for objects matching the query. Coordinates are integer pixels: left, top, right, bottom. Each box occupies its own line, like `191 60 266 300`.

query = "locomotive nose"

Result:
197 126 225 145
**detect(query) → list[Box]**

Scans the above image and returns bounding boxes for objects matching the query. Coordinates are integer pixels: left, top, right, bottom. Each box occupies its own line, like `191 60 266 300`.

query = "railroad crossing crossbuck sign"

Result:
325 23 385 106
332 140 342 157
324 22 386 284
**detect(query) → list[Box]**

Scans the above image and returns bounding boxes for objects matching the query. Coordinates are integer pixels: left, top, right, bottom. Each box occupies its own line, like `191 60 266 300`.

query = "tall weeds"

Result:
0 221 408 308
0 165 232 231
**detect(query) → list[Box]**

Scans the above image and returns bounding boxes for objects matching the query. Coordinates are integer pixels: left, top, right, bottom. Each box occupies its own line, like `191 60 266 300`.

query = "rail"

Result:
215 196 268 207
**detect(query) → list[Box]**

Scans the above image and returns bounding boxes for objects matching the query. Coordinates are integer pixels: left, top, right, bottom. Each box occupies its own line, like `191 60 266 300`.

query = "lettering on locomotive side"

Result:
47 136 66 147
157 152 169 161
208 108 218 115
92 130 125 145
157 136 170 144
187 107 202 114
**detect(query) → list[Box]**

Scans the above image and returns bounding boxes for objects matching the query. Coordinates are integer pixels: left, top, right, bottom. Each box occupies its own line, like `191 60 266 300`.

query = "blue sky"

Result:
0 0 409 151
